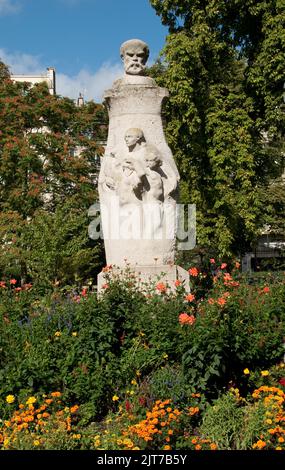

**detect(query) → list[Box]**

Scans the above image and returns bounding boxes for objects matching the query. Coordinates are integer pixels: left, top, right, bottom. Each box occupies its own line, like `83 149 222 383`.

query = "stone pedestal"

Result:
97 265 190 294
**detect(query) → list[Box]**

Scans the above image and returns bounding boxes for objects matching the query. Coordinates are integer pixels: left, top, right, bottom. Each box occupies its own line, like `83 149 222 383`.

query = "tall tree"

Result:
0 59 10 80
0 74 107 286
149 0 285 259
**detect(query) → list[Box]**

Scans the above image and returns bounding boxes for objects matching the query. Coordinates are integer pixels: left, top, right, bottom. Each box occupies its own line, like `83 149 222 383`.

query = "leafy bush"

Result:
0 264 284 449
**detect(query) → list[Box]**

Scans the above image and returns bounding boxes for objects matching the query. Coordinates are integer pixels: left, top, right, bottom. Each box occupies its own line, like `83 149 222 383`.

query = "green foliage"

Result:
22 201 102 288
146 364 192 405
200 392 245 449
0 60 10 80
0 71 107 285
149 0 285 257
181 275 285 394
0 267 284 448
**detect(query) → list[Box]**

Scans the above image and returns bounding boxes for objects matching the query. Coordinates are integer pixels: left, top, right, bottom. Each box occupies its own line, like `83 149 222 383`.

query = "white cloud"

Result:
0 48 43 74
0 0 20 15
0 48 123 102
56 63 123 102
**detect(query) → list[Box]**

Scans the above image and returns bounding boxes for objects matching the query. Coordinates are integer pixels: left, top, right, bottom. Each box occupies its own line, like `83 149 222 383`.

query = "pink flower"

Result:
210 258 215 264
9 279 17 285
220 263 227 270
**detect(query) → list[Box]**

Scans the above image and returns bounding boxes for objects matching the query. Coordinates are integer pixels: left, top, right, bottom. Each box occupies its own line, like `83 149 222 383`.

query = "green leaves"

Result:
149 0 285 257
0 72 106 284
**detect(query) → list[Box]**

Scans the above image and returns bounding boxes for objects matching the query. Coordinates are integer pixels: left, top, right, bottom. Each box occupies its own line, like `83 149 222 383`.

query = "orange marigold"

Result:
70 405 79 413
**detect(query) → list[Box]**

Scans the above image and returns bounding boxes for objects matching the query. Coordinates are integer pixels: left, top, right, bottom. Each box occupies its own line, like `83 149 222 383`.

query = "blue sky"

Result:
0 0 168 101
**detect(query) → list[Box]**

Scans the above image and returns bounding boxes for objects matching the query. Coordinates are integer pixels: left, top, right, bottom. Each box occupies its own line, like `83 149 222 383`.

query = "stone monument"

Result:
94 39 190 291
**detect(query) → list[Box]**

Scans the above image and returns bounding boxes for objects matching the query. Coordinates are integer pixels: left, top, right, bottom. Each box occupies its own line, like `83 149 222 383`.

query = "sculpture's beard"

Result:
125 62 145 75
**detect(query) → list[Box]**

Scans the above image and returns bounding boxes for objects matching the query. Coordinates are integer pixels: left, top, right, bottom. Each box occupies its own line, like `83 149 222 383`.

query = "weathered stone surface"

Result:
96 39 190 291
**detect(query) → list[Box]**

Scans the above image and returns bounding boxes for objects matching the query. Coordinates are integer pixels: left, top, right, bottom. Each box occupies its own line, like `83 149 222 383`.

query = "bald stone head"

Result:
120 39 149 76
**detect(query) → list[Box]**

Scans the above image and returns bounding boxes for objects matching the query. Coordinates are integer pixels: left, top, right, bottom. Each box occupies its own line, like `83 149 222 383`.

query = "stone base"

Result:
97 265 190 294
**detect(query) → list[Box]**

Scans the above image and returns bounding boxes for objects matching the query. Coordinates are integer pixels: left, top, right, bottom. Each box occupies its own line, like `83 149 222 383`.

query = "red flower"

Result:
208 298 215 305
188 267 199 277
263 286 270 293
185 293 195 302
0 281 6 288
156 282 167 293
217 297 226 306
139 397 146 406
174 279 182 287
125 400 132 412
9 279 17 285
278 378 285 387
81 288 88 297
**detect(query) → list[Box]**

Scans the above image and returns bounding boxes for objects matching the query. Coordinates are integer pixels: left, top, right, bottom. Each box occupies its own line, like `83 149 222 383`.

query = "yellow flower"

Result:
163 353 168 359
33 440 40 446
131 379 137 386
135 370 141 377
243 368 250 375
26 396 37 405
54 331 61 337
6 394 15 404
72 332 78 337
3 438 10 448
275 447 283 451
261 370 269 377
164 445 171 450
112 395 119 402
